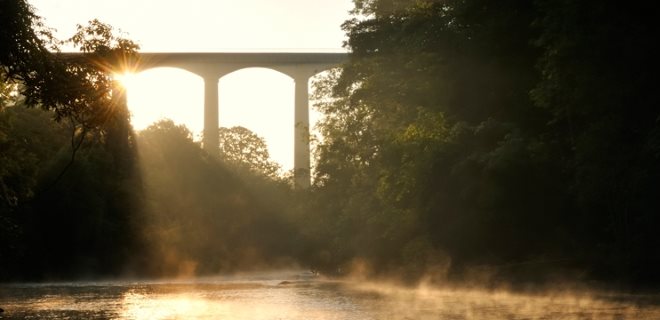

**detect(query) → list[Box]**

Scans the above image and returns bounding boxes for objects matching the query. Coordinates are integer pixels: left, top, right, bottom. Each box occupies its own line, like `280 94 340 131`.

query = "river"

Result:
1 271 659 319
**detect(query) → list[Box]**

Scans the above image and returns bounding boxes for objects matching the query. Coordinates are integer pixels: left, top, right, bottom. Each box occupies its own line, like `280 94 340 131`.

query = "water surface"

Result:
1 272 658 319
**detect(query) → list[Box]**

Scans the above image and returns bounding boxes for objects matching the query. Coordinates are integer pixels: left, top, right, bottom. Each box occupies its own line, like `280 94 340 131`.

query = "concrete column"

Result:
203 75 219 155
294 75 311 188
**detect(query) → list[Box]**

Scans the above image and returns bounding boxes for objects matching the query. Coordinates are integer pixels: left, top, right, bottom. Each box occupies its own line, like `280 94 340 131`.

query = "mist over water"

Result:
2 271 659 320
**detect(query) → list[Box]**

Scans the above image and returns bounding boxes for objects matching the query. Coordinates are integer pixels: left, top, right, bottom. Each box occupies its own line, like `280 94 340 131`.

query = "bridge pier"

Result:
203 75 219 155
294 75 311 189
200 69 316 189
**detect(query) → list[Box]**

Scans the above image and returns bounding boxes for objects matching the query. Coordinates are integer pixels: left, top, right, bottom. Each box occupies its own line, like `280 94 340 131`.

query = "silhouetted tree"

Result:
136 120 300 276
218 126 281 178
1 4 144 279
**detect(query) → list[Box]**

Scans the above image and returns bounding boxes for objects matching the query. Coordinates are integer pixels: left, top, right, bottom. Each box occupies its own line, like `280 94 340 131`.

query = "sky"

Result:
29 0 353 171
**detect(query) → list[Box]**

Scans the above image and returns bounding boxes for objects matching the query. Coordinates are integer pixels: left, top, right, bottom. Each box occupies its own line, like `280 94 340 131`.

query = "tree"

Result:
532 0 660 282
1 1 140 191
0 102 69 277
304 0 660 285
218 126 281 178
307 0 553 278
135 119 301 276
1 3 144 279
1 0 138 130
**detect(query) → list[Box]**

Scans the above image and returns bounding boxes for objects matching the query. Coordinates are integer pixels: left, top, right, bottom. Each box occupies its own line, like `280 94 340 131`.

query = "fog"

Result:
2 273 660 319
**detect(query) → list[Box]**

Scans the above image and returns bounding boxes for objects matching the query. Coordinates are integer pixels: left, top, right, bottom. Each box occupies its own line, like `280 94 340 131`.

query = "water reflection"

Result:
1 273 659 319
117 280 365 320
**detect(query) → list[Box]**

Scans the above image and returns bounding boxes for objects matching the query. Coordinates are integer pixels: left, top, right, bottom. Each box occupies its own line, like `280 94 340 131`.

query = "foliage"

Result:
305 0 660 285
0 98 144 279
530 0 660 282
217 126 281 178
1 1 139 130
1 1 139 208
0 2 143 280
136 120 299 276
0 104 69 275
0 2 298 279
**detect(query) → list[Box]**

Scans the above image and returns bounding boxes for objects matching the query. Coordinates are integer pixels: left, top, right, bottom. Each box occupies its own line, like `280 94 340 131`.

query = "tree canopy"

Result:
218 126 281 178
0 0 144 279
305 0 660 285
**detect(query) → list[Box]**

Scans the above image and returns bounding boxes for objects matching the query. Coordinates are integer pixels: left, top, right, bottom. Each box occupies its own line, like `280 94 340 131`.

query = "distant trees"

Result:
218 126 281 178
136 120 299 276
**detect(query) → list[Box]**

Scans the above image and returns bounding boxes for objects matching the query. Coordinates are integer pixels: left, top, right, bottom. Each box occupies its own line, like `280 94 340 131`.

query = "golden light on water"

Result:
113 281 660 320
121 293 211 319
120 293 282 320
2 278 660 319
117 282 359 320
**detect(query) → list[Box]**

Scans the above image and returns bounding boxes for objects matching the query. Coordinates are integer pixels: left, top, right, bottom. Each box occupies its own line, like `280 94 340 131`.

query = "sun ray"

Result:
113 71 137 89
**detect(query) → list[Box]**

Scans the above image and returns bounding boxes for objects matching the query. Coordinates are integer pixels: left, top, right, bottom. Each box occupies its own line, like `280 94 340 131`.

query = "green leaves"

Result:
0 2 146 279
217 126 281 178
304 0 660 283
1 2 139 133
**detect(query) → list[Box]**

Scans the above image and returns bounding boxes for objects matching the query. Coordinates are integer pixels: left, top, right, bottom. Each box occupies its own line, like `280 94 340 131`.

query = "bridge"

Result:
64 52 347 188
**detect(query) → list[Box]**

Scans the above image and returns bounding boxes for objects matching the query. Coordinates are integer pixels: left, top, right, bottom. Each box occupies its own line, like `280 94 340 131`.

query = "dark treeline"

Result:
304 0 660 287
2 0 659 288
0 98 143 279
0 103 302 279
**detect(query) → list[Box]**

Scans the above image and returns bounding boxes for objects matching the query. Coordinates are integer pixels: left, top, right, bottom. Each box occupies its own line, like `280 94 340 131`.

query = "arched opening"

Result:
119 61 329 178
219 67 295 171
125 67 204 138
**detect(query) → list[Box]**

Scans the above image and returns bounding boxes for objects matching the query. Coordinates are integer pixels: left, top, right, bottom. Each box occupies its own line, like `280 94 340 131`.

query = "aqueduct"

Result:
95 52 346 188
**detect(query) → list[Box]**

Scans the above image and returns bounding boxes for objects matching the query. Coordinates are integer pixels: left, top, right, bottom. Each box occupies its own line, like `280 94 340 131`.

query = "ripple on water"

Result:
1 277 659 320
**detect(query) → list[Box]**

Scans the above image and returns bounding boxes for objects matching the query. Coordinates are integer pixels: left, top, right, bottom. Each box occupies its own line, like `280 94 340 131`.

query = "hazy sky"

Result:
29 0 353 171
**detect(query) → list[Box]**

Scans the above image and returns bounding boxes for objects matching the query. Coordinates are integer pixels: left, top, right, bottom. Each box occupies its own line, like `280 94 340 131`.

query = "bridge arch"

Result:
126 67 204 133
218 67 294 171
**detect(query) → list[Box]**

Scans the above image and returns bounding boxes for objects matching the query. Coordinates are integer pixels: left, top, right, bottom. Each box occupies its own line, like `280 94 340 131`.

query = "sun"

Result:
113 72 137 89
